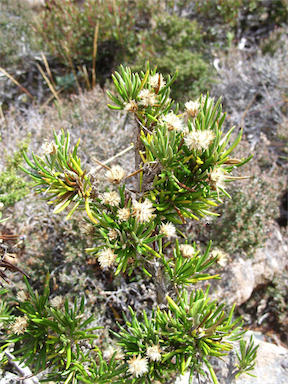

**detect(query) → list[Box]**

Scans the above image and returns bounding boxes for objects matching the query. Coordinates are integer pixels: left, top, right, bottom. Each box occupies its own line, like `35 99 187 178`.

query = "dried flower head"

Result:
124 99 138 113
184 130 215 152
103 191 121 207
160 222 177 238
117 207 131 221
211 249 228 267
89 173 100 199
161 112 184 131
138 89 157 107
209 167 226 190
179 244 195 258
41 141 58 155
97 247 117 269
50 295 64 309
11 316 28 335
79 221 95 235
127 354 149 378
16 291 30 302
108 228 118 240
185 100 201 118
149 73 166 91
132 199 155 223
146 344 162 362
103 346 124 361
106 165 126 184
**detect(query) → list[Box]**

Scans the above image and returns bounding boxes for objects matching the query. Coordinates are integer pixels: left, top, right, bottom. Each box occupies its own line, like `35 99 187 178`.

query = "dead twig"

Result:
0 67 35 101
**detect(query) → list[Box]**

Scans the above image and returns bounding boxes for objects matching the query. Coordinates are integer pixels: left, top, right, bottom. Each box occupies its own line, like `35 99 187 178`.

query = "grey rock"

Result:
199 223 288 307
0 372 20 384
235 332 288 384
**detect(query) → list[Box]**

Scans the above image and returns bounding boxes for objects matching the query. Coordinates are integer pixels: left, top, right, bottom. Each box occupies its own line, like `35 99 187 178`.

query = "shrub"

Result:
1 64 258 383
132 14 212 101
0 136 31 207
34 1 212 99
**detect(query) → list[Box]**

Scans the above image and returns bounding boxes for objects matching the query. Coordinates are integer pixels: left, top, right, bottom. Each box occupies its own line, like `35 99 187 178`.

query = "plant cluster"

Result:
194 0 288 37
0 65 259 383
0 135 31 207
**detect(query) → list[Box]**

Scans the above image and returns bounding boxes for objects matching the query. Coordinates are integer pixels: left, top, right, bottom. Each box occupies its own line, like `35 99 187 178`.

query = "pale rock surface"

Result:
23 0 45 8
235 338 288 384
199 223 288 307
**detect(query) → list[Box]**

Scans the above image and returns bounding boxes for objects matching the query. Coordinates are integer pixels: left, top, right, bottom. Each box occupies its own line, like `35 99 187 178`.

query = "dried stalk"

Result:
92 22 99 89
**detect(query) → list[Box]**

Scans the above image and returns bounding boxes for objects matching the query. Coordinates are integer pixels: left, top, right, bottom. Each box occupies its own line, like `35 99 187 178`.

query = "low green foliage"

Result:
0 136 30 207
6 274 102 382
235 335 259 378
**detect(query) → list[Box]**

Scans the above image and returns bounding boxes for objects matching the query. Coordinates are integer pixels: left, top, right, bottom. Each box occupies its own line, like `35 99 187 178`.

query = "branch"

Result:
4 351 40 384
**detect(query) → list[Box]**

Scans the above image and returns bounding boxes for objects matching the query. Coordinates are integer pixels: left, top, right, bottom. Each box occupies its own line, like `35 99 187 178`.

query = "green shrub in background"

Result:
3 64 258 383
34 0 212 98
0 136 31 207
194 0 288 32
132 14 212 101
35 0 145 76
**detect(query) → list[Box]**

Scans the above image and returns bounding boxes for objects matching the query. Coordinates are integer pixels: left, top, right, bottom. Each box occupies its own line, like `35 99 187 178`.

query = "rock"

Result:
235 332 288 384
23 0 45 8
0 372 19 384
252 224 288 288
199 223 288 307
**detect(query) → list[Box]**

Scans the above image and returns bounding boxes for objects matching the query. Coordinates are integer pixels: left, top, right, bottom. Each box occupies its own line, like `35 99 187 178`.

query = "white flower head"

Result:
132 199 155 224
11 316 28 335
0 202 4 210
209 167 226 190
127 354 149 378
16 291 30 302
184 130 215 152
117 207 131 221
211 249 228 267
103 345 124 361
124 99 138 113
160 222 177 238
41 140 58 155
103 191 121 207
149 73 166 91
50 295 64 309
108 228 118 240
146 344 162 362
185 100 201 118
138 89 157 107
161 112 184 131
106 165 126 185
97 247 117 269
179 244 195 258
